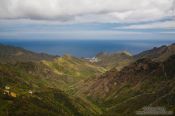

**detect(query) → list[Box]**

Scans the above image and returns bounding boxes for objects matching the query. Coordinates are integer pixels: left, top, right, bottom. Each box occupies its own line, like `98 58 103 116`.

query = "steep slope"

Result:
0 87 99 116
43 55 106 83
0 62 102 116
75 55 175 115
0 44 105 88
0 45 106 116
103 55 175 115
1 43 175 116
0 62 70 92
0 54 106 91
0 89 80 116
0 44 57 63
135 43 175 61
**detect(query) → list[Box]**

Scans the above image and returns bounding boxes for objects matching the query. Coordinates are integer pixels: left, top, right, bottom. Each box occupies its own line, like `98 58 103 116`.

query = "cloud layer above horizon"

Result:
0 0 175 40
0 0 174 22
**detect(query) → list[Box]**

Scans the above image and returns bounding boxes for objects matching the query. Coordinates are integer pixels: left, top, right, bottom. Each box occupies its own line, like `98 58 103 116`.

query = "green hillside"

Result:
0 44 175 116
0 45 106 116
0 61 103 116
75 55 175 116
42 55 106 82
0 87 101 116
86 51 133 70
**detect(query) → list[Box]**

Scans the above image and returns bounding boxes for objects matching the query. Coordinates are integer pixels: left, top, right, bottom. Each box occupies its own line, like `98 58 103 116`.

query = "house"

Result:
85 57 100 63
29 90 33 94
5 86 10 90
3 86 17 98
10 92 17 97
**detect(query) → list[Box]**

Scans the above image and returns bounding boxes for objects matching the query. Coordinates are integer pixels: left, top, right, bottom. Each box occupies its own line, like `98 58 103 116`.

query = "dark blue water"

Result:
0 39 175 57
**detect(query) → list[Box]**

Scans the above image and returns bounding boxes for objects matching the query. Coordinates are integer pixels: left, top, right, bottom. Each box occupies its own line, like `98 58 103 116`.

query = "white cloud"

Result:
0 0 174 23
115 20 175 29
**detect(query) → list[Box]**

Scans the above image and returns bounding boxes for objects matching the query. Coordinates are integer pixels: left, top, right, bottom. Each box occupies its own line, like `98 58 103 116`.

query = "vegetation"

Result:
42 55 106 82
92 51 133 70
0 43 175 116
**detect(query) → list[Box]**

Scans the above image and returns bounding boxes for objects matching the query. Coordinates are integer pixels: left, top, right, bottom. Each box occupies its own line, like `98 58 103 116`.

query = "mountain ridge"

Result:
135 43 175 61
0 44 58 63
85 51 133 70
0 43 175 116
73 43 175 115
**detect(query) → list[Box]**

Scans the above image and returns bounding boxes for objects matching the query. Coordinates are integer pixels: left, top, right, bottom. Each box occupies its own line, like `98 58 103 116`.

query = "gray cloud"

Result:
115 20 175 29
0 0 174 23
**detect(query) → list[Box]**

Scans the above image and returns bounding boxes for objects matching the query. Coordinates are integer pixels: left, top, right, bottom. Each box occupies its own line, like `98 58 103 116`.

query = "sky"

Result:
0 0 175 40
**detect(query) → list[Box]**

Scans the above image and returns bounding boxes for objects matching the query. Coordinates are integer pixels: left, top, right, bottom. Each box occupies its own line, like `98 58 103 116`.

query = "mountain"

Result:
0 86 99 116
78 55 175 96
0 59 104 116
0 88 82 116
0 44 57 63
0 62 70 90
0 59 105 115
42 55 106 83
0 44 105 87
135 43 175 61
75 55 175 115
85 51 133 70
0 44 106 116
0 45 105 116
102 55 175 115
0 43 175 116
74 44 175 115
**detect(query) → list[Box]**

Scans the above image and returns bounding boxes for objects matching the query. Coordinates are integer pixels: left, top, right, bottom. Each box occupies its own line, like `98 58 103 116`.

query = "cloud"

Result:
115 20 175 29
0 0 174 23
0 0 174 40
1 29 175 41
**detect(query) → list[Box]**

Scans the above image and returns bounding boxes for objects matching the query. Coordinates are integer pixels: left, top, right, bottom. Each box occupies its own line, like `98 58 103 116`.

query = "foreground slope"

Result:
75 44 175 115
0 61 103 116
0 43 175 116
103 55 175 115
76 55 175 115
0 44 106 116
0 88 81 116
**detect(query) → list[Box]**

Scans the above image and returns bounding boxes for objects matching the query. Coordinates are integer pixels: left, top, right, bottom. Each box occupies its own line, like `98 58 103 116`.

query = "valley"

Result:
0 43 175 116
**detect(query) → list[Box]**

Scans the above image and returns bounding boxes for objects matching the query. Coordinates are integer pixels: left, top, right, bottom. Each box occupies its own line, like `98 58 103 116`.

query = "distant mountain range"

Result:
0 44 57 63
135 43 175 61
94 51 133 70
0 43 175 116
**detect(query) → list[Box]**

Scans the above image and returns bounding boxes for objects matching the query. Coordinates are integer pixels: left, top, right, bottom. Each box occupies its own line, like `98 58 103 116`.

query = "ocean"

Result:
0 39 175 57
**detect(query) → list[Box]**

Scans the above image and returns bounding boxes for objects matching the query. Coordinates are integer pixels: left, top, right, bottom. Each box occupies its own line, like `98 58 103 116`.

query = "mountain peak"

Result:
120 51 132 56
135 43 175 61
96 51 132 58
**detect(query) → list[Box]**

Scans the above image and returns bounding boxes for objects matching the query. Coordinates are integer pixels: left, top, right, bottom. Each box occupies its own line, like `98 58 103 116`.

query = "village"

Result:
0 85 33 99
